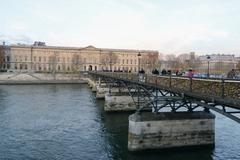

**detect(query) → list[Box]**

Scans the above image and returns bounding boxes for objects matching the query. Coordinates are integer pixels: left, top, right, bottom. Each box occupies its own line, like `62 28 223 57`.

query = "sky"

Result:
1 0 240 55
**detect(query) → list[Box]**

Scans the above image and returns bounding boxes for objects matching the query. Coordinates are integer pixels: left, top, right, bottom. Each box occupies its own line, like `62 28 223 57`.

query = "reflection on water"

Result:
0 84 239 160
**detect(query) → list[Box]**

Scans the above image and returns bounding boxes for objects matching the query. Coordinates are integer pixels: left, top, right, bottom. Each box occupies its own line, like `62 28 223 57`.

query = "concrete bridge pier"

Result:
86 78 98 92
128 111 215 151
96 83 109 99
104 92 137 112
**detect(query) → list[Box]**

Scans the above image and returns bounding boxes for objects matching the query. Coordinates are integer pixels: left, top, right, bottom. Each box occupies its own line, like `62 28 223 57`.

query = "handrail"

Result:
89 71 240 108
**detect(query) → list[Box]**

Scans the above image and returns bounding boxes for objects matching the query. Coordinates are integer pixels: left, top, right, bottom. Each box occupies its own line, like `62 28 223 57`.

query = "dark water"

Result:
0 84 239 160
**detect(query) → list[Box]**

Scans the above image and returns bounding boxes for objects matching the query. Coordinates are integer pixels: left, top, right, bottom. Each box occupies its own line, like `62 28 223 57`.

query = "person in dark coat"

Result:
152 69 159 75
161 69 167 75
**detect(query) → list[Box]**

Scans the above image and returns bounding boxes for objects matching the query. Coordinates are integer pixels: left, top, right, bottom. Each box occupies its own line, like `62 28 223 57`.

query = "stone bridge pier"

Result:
87 77 137 112
96 82 109 99
105 92 136 112
86 77 98 92
128 111 215 151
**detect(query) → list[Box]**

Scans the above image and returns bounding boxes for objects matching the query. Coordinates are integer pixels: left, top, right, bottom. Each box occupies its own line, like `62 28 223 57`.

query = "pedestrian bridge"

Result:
89 71 240 123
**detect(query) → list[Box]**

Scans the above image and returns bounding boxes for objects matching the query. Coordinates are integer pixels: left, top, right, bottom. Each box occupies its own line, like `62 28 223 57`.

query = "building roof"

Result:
1 44 159 54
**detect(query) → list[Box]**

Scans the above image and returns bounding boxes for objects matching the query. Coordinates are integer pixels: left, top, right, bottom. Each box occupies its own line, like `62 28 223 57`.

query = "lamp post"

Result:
207 55 211 78
137 52 141 110
137 52 141 74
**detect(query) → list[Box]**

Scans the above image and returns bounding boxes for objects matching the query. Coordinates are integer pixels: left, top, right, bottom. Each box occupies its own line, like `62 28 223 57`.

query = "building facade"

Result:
198 54 238 74
0 43 159 73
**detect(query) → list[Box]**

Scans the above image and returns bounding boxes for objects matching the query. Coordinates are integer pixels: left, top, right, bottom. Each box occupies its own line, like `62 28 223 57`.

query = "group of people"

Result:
151 68 194 78
139 68 238 79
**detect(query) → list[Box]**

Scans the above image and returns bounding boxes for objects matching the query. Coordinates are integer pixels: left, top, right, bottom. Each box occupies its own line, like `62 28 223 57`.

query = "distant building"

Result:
198 54 237 74
199 54 235 61
0 43 158 73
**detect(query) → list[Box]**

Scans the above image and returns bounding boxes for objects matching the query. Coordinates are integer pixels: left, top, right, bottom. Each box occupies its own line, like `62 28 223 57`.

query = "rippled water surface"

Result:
0 84 239 160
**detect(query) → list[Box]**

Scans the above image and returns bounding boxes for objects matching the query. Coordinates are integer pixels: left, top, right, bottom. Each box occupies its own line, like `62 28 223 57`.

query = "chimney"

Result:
3 41 5 45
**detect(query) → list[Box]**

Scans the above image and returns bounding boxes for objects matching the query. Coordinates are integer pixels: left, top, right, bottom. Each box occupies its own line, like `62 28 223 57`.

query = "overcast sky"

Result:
1 0 240 55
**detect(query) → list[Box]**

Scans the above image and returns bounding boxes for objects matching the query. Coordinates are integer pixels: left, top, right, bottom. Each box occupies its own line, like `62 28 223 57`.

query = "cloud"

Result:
0 34 33 45
1 0 240 56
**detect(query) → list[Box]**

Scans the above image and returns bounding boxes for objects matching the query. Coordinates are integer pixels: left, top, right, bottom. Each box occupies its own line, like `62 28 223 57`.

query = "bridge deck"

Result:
91 72 240 109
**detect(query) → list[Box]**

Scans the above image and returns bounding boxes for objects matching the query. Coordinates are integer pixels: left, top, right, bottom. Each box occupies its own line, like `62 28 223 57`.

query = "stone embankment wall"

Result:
0 73 86 84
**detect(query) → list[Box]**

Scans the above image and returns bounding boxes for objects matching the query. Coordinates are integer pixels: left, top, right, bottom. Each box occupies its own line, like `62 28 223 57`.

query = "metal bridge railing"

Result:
91 71 240 106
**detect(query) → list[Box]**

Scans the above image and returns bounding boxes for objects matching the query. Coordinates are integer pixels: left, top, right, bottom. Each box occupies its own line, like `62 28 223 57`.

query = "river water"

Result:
0 84 239 160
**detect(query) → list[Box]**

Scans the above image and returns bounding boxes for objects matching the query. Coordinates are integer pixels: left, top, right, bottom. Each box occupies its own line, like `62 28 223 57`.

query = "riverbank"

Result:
0 73 87 84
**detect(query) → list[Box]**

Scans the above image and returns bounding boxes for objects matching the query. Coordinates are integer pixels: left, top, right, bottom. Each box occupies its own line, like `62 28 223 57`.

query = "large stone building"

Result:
198 54 239 74
0 42 159 73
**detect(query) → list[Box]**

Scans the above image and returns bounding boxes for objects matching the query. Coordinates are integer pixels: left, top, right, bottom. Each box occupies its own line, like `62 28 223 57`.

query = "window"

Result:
122 59 124 64
126 59 128 64
34 56 36 62
25 64 27 70
44 57 46 62
25 56 28 61
39 57 41 62
130 60 133 64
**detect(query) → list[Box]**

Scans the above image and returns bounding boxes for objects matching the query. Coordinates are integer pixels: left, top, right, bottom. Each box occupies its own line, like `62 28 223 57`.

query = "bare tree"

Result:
100 51 118 71
165 53 201 72
236 61 240 70
71 53 82 73
0 46 5 70
48 52 59 79
165 54 182 71
214 61 224 74
142 53 159 72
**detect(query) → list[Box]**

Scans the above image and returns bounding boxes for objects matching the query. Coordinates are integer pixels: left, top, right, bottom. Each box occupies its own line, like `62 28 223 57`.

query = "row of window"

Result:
13 64 80 71
6 63 138 72
13 56 139 65
101 66 137 72
13 56 95 63
121 59 137 65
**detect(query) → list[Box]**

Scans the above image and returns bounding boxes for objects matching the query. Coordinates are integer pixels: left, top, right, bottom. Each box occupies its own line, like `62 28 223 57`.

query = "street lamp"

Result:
137 52 142 110
137 52 141 73
207 55 211 78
